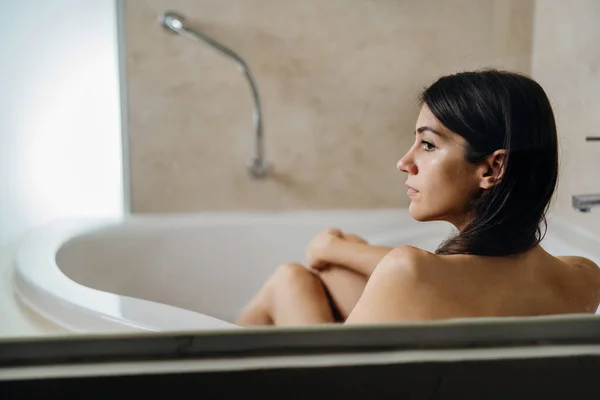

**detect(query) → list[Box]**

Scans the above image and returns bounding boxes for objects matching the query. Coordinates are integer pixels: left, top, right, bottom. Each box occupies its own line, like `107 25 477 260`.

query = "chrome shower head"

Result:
160 11 186 34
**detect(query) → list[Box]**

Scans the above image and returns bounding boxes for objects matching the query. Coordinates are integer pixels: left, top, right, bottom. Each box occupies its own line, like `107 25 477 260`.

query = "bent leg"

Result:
317 265 368 321
236 263 335 327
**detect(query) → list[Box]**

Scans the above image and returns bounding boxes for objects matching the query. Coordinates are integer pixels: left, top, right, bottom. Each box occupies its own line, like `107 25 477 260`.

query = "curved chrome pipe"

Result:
160 11 269 178
572 137 600 212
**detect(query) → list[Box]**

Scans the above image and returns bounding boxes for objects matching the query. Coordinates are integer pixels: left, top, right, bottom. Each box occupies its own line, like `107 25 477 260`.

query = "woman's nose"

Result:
397 152 416 174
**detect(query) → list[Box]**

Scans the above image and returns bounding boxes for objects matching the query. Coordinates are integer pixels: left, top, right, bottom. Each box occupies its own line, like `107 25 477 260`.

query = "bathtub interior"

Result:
55 212 452 324
53 211 600 326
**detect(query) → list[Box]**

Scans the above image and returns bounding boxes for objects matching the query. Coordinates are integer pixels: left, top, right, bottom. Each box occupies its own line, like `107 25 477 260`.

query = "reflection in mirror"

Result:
1 0 600 344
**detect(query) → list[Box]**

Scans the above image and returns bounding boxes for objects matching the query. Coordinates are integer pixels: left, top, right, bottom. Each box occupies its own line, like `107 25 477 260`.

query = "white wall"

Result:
0 0 124 246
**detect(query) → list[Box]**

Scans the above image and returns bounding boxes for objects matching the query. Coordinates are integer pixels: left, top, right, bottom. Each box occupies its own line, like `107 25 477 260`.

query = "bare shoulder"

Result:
370 245 451 289
344 246 444 324
379 245 441 277
386 244 431 258
556 255 600 272
556 255 600 290
554 255 600 311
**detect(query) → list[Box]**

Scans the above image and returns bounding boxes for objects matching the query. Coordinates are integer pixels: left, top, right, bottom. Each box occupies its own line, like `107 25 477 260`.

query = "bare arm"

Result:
321 240 394 277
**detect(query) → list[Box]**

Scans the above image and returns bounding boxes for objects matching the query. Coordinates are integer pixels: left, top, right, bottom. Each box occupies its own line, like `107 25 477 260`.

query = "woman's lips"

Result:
406 183 419 196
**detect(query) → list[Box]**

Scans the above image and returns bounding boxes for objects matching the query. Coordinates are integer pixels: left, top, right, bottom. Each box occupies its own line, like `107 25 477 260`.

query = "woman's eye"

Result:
421 140 436 152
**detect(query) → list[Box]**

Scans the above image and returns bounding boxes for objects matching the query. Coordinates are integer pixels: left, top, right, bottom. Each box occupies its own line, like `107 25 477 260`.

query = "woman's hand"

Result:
342 233 368 245
306 228 342 270
306 228 368 270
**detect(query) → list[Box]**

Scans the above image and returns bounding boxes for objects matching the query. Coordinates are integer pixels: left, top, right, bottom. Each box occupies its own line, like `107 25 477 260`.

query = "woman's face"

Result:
397 105 482 228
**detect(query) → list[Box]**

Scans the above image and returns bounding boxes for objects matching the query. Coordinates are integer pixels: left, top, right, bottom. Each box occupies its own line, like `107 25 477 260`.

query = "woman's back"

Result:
430 247 600 315
345 246 600 323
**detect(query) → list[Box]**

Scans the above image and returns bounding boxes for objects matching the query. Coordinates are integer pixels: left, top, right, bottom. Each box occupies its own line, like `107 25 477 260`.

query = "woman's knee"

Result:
271 263 316 286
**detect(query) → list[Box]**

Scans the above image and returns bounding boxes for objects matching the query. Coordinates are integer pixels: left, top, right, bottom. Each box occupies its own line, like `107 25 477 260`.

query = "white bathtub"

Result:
9 209 600 334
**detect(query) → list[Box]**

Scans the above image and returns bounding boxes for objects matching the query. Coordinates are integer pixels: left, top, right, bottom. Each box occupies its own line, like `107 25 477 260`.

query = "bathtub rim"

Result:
9 209 600 335
11 217 240 334
3 311 600 373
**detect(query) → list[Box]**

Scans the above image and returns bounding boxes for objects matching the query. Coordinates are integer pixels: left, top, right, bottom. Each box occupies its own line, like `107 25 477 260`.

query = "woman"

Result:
236 69 600 326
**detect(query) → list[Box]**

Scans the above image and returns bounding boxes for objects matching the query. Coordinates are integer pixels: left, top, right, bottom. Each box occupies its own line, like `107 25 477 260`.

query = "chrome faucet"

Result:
573 194 600 213
159 11 269 178
572 136 600 212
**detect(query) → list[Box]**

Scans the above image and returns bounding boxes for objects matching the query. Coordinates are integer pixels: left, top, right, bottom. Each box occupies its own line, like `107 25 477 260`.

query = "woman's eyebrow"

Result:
415 126 444 136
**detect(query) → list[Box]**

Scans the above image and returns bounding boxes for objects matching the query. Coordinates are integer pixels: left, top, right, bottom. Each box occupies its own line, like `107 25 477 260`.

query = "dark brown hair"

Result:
420 69 559 256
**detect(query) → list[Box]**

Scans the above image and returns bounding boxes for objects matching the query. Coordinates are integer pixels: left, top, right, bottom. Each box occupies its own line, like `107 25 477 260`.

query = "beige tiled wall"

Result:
123 0 533 213
531 0 600 236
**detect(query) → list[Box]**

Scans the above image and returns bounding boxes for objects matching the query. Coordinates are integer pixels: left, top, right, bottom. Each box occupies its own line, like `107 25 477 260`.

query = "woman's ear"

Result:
478 149 506 190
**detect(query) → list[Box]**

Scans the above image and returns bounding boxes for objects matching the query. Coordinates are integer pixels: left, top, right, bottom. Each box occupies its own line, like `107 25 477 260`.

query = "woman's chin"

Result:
408 203 433 222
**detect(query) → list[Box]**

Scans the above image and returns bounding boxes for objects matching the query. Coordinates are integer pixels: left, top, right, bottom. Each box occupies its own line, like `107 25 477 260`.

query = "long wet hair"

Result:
420 69 559 256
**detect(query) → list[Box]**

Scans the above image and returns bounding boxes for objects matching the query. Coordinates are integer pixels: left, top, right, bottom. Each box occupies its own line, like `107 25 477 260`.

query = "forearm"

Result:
326 241 393 276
